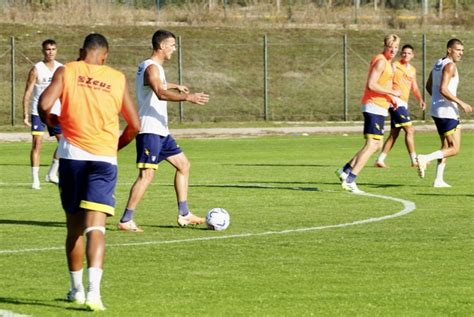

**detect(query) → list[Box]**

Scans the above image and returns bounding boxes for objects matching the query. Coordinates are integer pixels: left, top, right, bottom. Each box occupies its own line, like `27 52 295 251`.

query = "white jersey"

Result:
31 61 62 116
136 59 169 136
430 58 460 119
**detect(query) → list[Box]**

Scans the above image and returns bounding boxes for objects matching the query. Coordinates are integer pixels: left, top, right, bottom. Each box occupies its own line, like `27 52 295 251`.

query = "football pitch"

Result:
0 132 473 316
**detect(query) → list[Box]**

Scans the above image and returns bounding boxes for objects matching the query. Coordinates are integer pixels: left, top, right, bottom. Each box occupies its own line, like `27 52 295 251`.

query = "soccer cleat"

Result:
45 173 59 184
85 295 106 312
341 180 364 194
32 181 41 190
177 212 205 227
118 220 143 232
375 161 387 168
67 288 86 304
335 168 348 182
416 155 428 178
433 180 452 188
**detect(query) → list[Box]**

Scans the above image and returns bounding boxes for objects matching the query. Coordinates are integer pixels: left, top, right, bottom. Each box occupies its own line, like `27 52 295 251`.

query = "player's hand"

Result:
460 101 472 113
390 96 398 110
419 100 426 110
187 92 209 105
176 85 189 94
23 116 31 127
392 89 401 97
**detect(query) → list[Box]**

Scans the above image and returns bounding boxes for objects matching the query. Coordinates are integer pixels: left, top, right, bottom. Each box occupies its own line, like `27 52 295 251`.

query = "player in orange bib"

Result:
336 34 401 193
38 33 140 311
375 44 426 168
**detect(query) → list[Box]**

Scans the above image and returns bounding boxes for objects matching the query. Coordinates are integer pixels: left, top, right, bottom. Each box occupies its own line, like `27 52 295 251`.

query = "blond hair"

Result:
384 34 400 48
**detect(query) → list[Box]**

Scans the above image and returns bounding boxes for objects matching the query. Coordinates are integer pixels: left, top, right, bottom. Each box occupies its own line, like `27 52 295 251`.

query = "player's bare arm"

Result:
167 83 189 94
145 65 209 105
425 71 433 96
38 66 64 127
367 59 401 97
118 81 140 151
440 63 472 113
22 67 37 127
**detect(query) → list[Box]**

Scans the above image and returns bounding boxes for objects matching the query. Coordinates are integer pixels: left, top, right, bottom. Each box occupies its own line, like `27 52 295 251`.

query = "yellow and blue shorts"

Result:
31 114 61 136
58 159 118 216
432 117 460 136
135 133 182 169
363 112 385 140
389 106 412 129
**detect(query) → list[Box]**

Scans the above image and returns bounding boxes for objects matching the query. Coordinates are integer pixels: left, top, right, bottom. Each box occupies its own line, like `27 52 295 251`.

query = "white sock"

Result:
48 159 60 176
435 161 446 182
409 152 417 164
87 267 103 298
377 152 387 163
425 150 444 162
32 166 40 183
70 269 84 291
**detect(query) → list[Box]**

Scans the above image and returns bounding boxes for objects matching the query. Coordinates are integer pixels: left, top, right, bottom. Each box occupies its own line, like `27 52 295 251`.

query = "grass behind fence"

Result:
1 24 474 126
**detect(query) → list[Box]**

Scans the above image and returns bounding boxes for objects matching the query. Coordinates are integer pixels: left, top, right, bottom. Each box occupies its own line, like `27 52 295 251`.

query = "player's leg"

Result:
416 118 459 178
65 211 86 304
60 158 88 305
433 128 460 187
30 115 46 189
376 127 400 168
403 125 417 166
166 152 204 226
118 134 159 232
340 112 384 193
118 168 155 232
45 130 62 184
81 160 118 311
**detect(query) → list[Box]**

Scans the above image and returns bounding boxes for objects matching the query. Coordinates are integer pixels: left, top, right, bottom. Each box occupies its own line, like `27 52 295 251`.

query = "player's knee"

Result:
83 226 106 236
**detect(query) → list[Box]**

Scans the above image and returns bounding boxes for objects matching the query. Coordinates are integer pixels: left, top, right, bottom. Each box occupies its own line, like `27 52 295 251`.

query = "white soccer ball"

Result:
206 208 230 231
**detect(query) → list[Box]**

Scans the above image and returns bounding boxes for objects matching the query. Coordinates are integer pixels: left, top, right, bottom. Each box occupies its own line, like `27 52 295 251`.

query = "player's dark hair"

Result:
152 30 176 50
447 38 463 48
42 39 56 49
82 33 109 51
402 44 414 51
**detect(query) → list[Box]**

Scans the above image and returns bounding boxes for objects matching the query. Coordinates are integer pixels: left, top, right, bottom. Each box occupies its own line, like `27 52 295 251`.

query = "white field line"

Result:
0 309 31 317
0 190 415 255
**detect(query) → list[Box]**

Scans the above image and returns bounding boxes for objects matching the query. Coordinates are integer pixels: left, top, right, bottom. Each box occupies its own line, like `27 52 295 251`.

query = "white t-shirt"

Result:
31 61 62 116
136 59 169 136
430 58 460 119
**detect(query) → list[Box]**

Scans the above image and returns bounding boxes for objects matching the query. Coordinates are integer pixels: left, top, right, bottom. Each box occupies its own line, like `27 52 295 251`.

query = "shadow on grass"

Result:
190 183 320 192
416 193 474 197
0 296 87 312
0 219 64 227
231 163 331 167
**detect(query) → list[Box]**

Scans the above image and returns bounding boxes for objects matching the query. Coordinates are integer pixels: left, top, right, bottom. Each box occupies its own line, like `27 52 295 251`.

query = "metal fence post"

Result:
178 36 184 123
343 34 348 121
263 34 268 121
11 36 16 126
422 33 426 121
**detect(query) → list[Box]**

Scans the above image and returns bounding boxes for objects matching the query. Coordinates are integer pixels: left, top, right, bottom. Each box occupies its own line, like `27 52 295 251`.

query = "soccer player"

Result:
375 44 426 168
416 39 472 187
38 33 140 311
336 34 401 193
117 29 209 232
23 39 63 189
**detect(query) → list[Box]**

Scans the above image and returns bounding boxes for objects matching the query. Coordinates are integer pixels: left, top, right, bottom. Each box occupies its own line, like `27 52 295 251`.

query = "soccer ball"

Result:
206 208 230 231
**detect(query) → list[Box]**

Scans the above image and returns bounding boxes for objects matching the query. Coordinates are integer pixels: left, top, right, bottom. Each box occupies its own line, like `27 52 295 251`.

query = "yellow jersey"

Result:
361 54 394 109
60 61 125 156
393 60 416 103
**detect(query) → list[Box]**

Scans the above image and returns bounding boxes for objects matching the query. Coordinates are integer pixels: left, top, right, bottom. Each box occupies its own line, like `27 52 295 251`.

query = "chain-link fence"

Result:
2 32 474 126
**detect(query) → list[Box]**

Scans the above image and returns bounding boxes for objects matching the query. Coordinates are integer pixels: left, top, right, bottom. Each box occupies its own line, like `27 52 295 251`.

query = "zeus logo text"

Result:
77 76 112 91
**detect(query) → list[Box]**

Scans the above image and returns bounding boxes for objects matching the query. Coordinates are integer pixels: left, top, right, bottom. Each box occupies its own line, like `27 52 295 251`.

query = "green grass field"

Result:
0 132 473 316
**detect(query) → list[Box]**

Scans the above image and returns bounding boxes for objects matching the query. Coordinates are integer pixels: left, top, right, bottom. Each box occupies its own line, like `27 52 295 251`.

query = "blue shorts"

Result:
432 117 460 136
389 107 412 129
363 112 385 140
31 114 62 136
136 133 183 169
59 159 118 216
